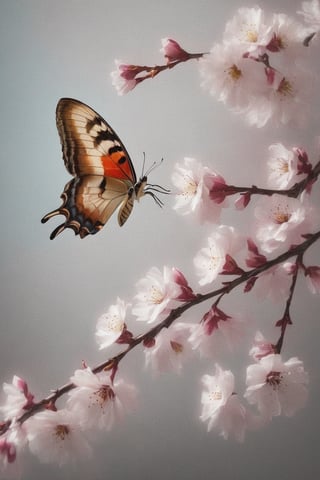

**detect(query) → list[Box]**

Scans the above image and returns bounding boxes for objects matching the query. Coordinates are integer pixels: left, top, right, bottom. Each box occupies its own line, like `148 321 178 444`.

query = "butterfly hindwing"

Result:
42 176 132 239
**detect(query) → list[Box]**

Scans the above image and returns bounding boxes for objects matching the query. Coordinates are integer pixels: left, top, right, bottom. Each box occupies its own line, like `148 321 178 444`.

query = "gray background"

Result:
1 0 320 479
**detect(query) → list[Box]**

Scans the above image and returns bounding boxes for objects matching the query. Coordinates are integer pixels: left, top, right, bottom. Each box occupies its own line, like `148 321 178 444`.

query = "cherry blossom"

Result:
171 157 226 223
132 266 182 324
68 368 137 430
144 322 193 373
189 307 246 358
0 376 34 421
304 265 320 293
200 364 247 442
254 194 316 254
160 38 190 63
95 297 128 350
298 0 320 28
223 7 271 51
245 354 308 419
194 225 244 286
249 331 275 361
266 143 300 189
25 409 92 466
110 60 141 95
199 41 267 115
250 262 295 303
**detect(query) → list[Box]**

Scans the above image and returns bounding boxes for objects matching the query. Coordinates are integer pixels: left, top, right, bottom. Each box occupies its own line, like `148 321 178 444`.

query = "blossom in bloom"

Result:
110 60 143 95
253 194 315 254
144 322 193 373
0 376 34 420
298 0 320 28
171 157 227 223
25 409 92 466
68 368 137 430
95 297 128 350
266 143 300 189
245 354 308 419
194 225 244 286
249 331 275 361
304 265 320 293
132 266 181 324
189 307 246 358
160 38 190 62
223 7 271 50
199 41 267 116
266 13 309 54
200 364 247 442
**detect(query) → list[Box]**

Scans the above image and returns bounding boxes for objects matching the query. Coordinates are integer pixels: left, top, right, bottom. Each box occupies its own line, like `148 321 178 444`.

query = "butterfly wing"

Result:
56 98 137 183
42 176 131 239
42 98 138 238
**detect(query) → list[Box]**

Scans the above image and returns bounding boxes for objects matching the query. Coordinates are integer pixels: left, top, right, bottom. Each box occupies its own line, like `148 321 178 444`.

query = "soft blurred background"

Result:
1 0 320 478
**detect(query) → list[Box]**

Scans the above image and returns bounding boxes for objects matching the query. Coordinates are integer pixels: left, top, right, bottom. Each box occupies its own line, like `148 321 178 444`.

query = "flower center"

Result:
227 64 242 81
266 371 282 388
246 29 258 43
276 158 289 174
183 176 198 197
170 340 183 354
277 77 294 97
107 315 124 333
55 424 69 440
149 285 164 304
92 385 115 408
209 387 222 402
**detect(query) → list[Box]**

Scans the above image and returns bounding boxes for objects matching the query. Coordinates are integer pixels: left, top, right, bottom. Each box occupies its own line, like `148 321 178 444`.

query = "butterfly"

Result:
41 98 168 239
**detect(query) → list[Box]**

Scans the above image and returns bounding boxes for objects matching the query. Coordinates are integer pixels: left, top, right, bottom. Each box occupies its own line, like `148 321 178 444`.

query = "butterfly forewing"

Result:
56 98 137 183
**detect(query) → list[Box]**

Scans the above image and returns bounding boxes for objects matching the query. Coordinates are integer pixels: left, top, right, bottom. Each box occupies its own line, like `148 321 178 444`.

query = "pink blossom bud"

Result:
246 239 267 268
222 254 244 275
160 38 190 63
208 176 231 204
292 147 312 175
13 375 34 409
234 192 251 210
305 265 320 294
0 438 16 463
171 267 196 301
249 332 275 361
203 305 231 335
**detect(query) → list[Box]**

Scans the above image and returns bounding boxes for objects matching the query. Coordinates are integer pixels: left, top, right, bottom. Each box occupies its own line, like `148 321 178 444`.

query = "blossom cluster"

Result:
198 5 319 127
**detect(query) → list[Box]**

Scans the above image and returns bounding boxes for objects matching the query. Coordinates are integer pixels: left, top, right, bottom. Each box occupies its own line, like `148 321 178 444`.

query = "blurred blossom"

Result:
254 194 316 254
132 266 182 324
144 322 193 373
250 262 294 303
68 368 137 430
189 309 246 358
171 157 226 223
298 0 320 28
249 331 275 361
194 225 244 286
245 354 308 419
305 265 320 293
95 297 128 350
266 143 300 189
223 7 271 50
26 410 92 466
200 364 247 442
0 376 34 421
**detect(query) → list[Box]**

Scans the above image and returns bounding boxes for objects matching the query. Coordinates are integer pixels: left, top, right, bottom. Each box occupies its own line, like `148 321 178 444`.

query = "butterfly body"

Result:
41 98 159 240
